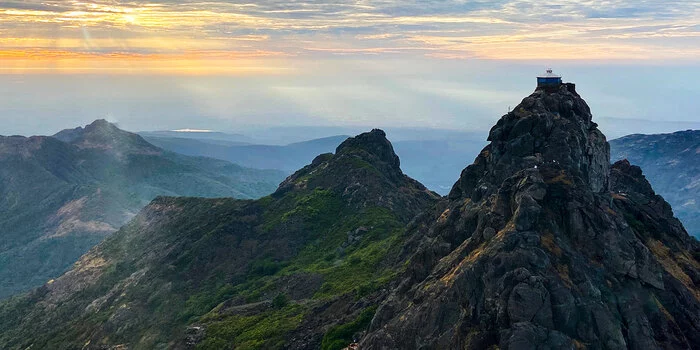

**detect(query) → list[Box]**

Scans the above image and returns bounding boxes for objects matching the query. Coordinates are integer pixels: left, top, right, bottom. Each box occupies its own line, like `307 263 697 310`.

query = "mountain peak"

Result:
54 120 160 155
610 130 700 238
276 129 437 220
450 82 609 201
334 128 402 180
336 129 397 162
84 118 117 131
362 86 700 349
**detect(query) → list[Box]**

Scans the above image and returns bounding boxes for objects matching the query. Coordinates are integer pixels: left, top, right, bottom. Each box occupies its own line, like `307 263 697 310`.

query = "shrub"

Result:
249 259 282 277
272 293 289 309
320 306 377 350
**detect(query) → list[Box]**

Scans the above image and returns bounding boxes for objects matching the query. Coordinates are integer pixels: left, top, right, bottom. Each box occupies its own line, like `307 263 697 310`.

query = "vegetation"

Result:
0 129 436 349
321 306 377 350
272 293 289 308
197 305 305 350
0 120 285 299
189 194 409 348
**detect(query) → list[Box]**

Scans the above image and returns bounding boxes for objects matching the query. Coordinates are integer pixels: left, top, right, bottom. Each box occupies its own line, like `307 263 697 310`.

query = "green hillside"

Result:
0 120 285 298
0 129 438 349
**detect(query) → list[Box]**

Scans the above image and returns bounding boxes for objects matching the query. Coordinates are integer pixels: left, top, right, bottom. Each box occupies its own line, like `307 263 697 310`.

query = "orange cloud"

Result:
0 0 698 70
0 49 293 75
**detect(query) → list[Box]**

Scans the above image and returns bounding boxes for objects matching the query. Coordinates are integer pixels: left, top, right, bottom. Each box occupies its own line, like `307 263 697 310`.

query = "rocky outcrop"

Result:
362 84 699 349
610 130 700 238
450 83 609 201
276 129 438 221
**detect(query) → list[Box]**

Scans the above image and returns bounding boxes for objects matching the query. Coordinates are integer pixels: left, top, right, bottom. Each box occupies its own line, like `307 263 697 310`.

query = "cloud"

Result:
0 48 292 75
0 0 698 73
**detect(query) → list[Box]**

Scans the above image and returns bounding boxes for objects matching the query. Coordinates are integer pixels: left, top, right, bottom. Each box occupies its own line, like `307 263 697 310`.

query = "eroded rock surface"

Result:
362 84 699 349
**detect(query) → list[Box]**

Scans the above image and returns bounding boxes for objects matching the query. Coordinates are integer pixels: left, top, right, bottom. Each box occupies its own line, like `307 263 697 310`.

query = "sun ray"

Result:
0 0 698 73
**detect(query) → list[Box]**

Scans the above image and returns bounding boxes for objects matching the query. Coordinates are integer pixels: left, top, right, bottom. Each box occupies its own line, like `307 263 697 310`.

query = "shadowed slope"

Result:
363 84 699 349
0 120 285 298
610 130 700 237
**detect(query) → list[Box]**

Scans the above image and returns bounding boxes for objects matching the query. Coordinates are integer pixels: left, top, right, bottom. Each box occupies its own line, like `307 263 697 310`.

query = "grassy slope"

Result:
197 191 406 349
0 191 409 350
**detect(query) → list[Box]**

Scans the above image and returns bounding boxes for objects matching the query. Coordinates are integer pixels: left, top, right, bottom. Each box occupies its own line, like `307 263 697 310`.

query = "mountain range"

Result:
0 128 439 349
142 128 699 233
143 132 486 194
0 84 697 349
143 134 351 173
0 120 285 298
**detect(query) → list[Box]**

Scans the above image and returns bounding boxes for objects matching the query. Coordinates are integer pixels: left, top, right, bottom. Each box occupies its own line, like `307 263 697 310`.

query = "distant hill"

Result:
143 134 351 172
0 120 286 298
144 133 486 194
610 130 699 237
393 139 486 194
138 130 254 145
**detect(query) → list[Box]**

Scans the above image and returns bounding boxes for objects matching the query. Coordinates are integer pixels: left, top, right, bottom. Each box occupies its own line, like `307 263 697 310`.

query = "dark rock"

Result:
184 326 205 349
610 130 700 238
500 322 574 350
362 84 700 349
507 280 552 327
275 129 439 221
335 129 401 178
450 84 610 200
483 227 497 240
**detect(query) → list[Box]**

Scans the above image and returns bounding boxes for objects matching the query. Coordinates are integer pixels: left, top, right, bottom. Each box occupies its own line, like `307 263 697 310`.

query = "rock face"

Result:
362 84 700 349
610 130 700 237
276 129 435 221
450 83 609 200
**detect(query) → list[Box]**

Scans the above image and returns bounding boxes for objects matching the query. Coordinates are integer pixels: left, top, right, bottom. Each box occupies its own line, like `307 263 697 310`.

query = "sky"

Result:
1 0 699 137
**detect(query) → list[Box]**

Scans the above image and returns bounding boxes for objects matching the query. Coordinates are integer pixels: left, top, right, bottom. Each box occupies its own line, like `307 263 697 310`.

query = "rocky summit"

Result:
0 86 697 350
362 83 700 349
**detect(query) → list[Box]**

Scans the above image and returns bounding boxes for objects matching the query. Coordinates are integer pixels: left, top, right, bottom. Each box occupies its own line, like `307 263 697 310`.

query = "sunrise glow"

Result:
1 0 699 74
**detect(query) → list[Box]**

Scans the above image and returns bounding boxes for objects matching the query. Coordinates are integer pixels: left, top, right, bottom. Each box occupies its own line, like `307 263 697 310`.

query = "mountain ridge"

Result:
0 120 286 298
0 86 698 349
54 119 160 155
143 132 487 195
143 133 350 172
0 128 439 349
610 129 699 237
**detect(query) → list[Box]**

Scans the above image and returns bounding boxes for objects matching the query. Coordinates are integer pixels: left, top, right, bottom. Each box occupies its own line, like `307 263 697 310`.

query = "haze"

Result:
1 0 699 138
